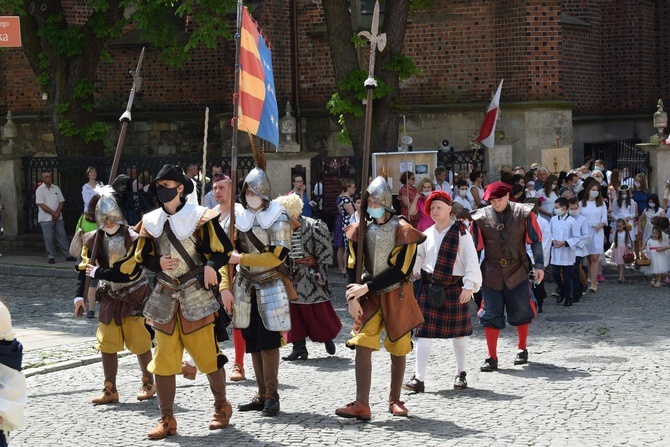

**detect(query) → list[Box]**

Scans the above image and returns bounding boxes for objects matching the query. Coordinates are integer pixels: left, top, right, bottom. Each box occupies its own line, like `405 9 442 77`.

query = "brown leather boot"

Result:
209 400 233 430
137 376 156 401
147 415 177 439
229 363 245 381
91 381 119 405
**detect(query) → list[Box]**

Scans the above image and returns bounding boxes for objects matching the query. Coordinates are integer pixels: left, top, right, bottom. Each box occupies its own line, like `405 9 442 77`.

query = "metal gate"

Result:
584 139 649 177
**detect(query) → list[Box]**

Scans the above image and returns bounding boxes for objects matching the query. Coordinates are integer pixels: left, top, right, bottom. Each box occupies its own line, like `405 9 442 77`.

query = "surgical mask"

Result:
589 190 599 199
246 195 264 210
569 209 579 217
103 223 120 235
156 186 179 203
554 207 565 216
367 207 385 219
634 181 641 188
421 191 430 197
649 201 656 208
621 194 628 199
459 190 468 198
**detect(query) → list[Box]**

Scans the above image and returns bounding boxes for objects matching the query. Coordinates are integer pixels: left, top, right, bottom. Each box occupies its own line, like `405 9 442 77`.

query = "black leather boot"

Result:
262 392 280 416
282 340 308 361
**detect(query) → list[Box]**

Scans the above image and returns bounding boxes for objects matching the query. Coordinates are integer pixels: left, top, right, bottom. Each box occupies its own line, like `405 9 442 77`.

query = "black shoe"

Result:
572 297 580 303
65 256 77 261
453 371 467 389
537 303 543 313
480 357 498 372
514 349 528 365
282 340 308 361
563 299 572 307
86 310 96 319
262 392 280 417
555 296 564 304
48 258 56 264
324 340 336 355
402 375 425 393
238 394 265 411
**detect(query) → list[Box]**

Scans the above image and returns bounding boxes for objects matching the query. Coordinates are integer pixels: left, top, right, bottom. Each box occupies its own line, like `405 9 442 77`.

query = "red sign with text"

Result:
0 16 22 48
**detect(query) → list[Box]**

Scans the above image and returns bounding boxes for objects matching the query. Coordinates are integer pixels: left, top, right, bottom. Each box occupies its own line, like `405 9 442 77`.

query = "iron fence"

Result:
584 138 648 177
22 155 255 234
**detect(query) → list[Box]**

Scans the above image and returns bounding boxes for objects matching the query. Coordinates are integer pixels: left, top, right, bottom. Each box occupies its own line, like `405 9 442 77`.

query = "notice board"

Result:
371 151 438 194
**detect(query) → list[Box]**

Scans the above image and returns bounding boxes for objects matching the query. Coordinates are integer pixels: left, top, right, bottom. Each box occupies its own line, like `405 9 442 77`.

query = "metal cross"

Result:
358 1 386 81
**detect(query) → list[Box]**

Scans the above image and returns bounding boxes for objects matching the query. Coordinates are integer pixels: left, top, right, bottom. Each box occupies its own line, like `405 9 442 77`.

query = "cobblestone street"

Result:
2 264 669 446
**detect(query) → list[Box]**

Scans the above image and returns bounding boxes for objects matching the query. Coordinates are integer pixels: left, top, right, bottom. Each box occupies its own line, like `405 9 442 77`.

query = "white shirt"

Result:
35 183 65 222
549 214 580 266
570 212 590 258
527 213 552 265
413 223 482 292
452 193 473 211
81 182 102 212
204 191 217 209
434 179 453 195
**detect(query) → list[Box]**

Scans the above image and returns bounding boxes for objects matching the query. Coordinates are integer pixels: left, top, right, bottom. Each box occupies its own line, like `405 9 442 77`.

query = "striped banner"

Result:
238 7 279 148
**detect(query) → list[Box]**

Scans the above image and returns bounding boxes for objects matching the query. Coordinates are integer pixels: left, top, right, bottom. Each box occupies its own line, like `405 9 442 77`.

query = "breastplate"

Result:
364 216 399 278
102 230 128 267
237 225 274 276
155 232 204 279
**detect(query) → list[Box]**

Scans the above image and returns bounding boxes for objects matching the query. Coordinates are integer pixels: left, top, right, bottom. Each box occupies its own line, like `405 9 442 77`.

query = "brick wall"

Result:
1 1 666 121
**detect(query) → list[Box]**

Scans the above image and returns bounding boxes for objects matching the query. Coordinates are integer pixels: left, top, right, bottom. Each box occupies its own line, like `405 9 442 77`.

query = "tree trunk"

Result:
19 0 124 157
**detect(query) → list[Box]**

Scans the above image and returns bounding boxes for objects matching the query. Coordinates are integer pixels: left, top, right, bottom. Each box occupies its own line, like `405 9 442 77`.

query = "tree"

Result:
323 0 423 154
1 0 235 157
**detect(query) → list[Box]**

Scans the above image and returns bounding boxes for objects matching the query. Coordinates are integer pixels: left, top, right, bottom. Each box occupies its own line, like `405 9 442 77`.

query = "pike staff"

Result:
80 47 146 312
355 0 386 284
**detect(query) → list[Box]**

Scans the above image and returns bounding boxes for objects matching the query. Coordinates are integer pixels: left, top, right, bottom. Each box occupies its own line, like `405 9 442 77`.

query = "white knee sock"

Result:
453 337 467 374
415 338 432 381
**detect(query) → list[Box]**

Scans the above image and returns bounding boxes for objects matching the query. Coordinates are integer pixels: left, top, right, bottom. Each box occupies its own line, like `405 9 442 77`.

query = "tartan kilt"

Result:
415 278 472 339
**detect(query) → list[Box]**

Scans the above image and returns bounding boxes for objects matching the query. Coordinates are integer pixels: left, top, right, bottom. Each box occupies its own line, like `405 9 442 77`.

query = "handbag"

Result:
636 254 651 266
622 252 635 265
426 283 447 308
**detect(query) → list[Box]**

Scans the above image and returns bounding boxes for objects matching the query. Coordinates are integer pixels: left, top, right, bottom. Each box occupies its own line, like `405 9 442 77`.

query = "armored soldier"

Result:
335 176 425 420
273 194 341 361
131 165 233 439
73 184 155 406
221 165 292 417
470 181 545 372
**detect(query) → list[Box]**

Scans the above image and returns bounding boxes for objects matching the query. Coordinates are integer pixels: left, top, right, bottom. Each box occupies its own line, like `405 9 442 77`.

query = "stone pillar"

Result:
265 152 318 197
0 157 26 236
485 144 513 182
637 142 670 195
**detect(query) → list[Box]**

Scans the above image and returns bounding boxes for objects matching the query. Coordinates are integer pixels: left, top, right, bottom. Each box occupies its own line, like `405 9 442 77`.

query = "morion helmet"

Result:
243 167 271 201
94 181 127 228
366 176 395 213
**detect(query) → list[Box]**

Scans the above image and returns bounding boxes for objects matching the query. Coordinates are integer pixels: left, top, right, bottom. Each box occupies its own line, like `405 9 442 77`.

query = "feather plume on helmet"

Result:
241 134 272 206
94 175 129 228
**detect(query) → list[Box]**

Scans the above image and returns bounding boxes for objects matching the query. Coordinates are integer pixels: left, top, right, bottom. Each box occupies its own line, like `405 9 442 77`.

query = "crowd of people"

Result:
13 155 668 441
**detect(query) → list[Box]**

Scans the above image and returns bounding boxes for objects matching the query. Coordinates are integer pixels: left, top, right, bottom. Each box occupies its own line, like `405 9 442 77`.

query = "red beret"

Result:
482 181 512 201
424 190 452 215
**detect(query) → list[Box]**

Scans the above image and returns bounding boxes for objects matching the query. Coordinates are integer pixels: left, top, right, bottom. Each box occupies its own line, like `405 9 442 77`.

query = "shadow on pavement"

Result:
435 387 523 402
494 362 591 381
368 414 482 438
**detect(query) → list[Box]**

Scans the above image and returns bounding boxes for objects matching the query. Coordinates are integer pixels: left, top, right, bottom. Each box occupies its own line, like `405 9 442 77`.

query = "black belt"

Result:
421 270 463 286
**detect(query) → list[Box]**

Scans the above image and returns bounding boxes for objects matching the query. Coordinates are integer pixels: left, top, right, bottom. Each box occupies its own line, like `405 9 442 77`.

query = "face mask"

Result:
552 184 557 190
649 201 656 208
459 190 468 198
621 194 628 199
367 207 385 219
527 184 535 190
246 195 264 210
554 208 565 216
589 190 599 199
156 186 179 203
569 209 579 217
103 223 120 235
421 191 430 197
634 181 641 188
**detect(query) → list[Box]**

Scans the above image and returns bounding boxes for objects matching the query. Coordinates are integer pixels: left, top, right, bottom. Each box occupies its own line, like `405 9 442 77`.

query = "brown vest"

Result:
472 202 533 291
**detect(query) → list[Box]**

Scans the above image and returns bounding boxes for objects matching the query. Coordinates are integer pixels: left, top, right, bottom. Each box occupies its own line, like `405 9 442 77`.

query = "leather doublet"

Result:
472 203 533 291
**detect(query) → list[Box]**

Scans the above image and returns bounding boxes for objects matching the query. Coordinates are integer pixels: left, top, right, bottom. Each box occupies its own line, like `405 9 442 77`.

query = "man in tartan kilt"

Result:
335 176 425 420
403 190 482 393
470 182 545 372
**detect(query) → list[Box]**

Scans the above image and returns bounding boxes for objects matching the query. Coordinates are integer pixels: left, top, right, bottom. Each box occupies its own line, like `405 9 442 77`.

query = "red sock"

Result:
233 328 246 365
516 324 529 350
484 327 500 359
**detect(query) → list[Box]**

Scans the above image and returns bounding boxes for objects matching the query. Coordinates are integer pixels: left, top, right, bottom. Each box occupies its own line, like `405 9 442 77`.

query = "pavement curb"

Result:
0 264 78 278
24 351 132 378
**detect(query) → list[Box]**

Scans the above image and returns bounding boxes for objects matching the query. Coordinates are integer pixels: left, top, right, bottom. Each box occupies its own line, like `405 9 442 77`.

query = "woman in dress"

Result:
580 180 608 292
398 171 418 226
81 166 102 212
334 179 355 274
410 178 436 231
403 190 481 393
639 194 665 245
538 174 559 221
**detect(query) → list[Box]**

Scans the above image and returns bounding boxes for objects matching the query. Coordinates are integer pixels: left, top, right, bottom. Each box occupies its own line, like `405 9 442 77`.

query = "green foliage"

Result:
385 53 422 80
37 53 50 86
57 120 78 138
38 15 85 57
56 120 109 143
56 103 69 114
409 0 433 12
350 35 366 48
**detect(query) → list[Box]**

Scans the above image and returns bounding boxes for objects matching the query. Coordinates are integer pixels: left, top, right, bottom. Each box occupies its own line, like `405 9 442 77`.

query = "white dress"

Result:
640 238 670 275
538 190 558 222
580 201 608 255
641 207 664 243
610 199 638 240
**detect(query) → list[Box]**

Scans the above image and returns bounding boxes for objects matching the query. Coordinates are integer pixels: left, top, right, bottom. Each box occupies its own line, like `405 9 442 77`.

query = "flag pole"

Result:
229 0 244 243
201 106 209 205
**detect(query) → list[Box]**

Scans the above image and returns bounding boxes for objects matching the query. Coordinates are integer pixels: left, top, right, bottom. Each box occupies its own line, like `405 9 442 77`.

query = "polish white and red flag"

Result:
476 79 504 148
